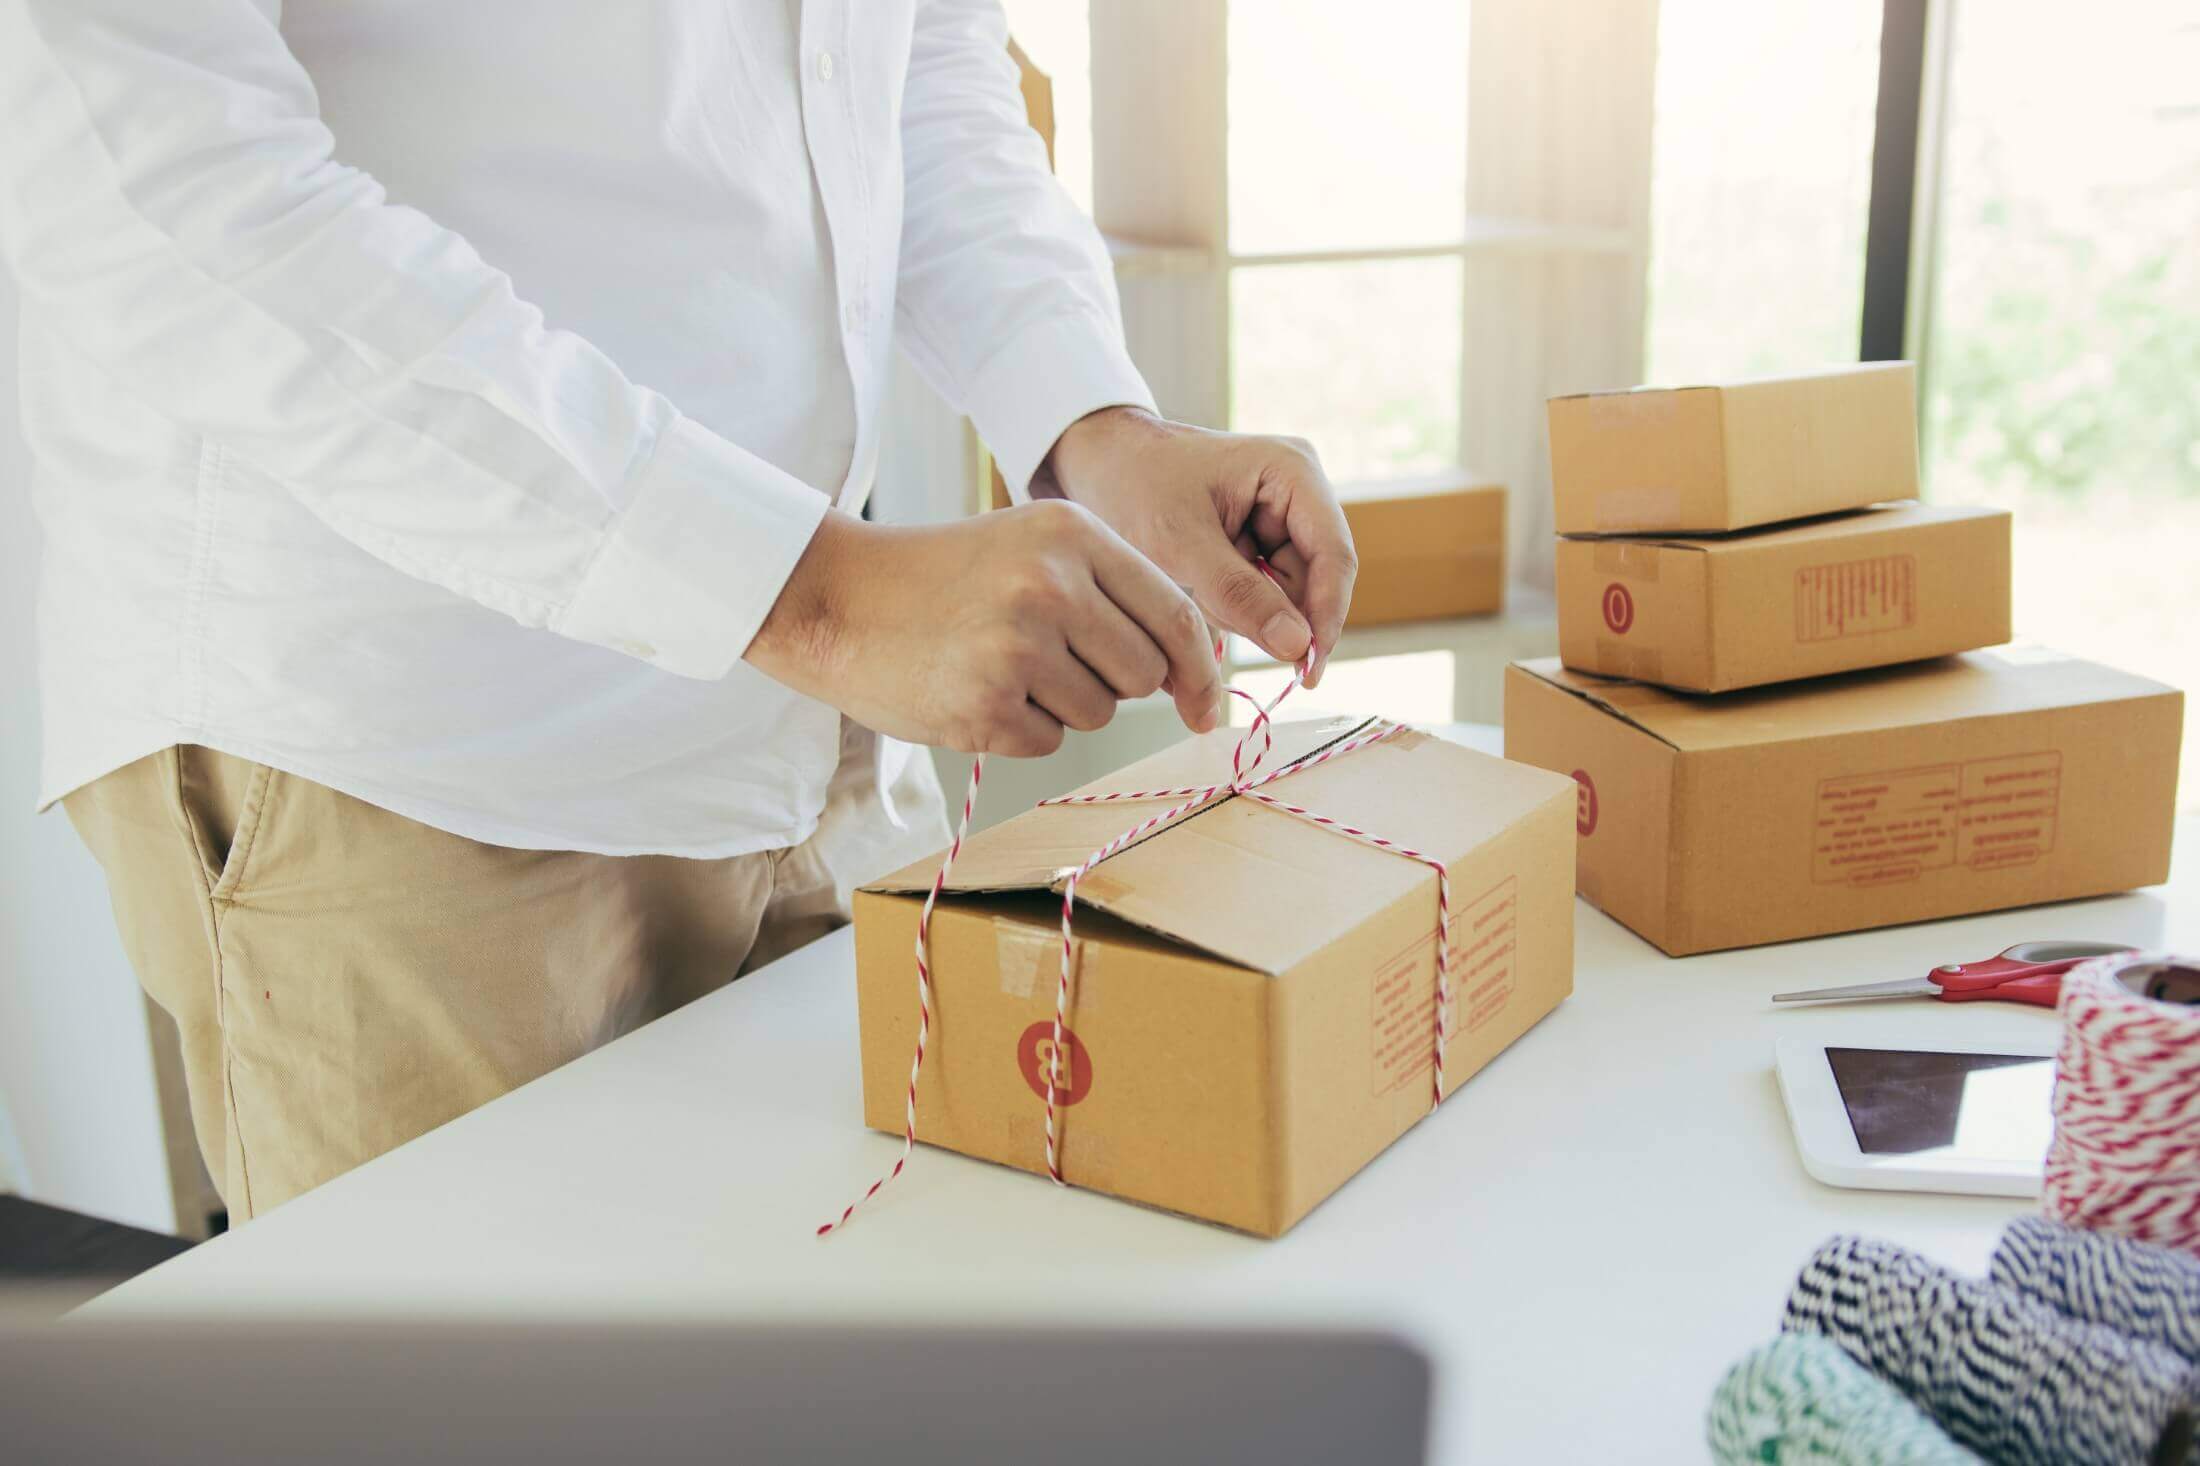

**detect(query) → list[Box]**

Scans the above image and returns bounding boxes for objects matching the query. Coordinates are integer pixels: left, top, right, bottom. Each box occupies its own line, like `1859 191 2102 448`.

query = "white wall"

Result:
0 274 177 1231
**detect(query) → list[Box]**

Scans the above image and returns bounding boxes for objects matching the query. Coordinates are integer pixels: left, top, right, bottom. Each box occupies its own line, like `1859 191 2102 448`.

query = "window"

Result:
1223 3 1471 484
998 0 1093 214
1080 1 1656 728
1914 0 2200 804
1082 2 1654 531
1224 3 1468 259
1231 257 1463 483
1644 1 1883 382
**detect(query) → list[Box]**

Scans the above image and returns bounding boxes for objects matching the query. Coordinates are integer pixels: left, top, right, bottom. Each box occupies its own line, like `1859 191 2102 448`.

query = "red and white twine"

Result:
821 624 1455 1235
2043 950 2200 1255
815 758 983 1238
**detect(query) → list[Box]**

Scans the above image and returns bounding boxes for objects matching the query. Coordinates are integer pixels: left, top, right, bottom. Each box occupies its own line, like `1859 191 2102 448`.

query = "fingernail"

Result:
1261 611 1310 660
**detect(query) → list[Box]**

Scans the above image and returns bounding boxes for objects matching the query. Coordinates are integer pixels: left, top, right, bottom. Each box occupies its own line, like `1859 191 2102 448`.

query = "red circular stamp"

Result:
1017 1021 1094 1106
1601 582 1635 635
1570 769 1599 837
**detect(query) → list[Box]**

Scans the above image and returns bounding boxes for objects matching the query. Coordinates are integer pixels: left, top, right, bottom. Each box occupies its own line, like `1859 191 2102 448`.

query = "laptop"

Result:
1 1315 1433 1464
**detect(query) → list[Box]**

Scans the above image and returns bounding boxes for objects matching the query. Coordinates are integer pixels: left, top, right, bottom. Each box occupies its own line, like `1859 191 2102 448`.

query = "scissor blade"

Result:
1771 977 1942 1003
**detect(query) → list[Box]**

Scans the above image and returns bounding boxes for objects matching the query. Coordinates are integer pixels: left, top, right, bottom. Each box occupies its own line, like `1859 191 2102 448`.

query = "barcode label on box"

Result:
1795 554 1916 641
1812 751 2062 886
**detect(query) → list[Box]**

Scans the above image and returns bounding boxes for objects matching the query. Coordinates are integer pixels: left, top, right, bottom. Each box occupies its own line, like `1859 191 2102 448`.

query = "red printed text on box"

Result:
1370 876 1518 1095
1814 751 2062 886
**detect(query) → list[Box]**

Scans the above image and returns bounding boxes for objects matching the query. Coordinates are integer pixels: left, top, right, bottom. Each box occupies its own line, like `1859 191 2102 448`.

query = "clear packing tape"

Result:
2046 951 2200 1256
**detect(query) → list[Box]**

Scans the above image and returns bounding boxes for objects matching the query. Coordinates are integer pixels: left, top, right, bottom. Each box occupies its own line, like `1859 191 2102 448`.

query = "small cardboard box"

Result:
1547 363 1920 534
853 717 1577 1236
1554 502 2013 692
1340 475 1507 627
1504 651 2181 956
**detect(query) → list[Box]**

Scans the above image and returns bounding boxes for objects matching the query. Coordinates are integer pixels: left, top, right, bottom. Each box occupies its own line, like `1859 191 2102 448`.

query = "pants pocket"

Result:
174 745 277 902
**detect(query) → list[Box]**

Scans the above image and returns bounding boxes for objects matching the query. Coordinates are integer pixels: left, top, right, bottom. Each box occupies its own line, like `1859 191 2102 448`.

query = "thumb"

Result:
1181 534 1311 665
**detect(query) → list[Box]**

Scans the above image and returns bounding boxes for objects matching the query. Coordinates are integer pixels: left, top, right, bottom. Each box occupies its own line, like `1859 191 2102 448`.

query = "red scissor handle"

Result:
1931 954 2095 1008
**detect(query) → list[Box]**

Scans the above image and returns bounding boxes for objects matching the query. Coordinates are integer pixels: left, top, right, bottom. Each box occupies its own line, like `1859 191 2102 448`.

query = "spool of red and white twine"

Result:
820 638 1454 1237
2043 950 2200 1255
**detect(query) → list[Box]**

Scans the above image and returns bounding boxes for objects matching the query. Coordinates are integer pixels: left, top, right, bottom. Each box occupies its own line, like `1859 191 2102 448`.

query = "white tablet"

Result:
1774 1037 2056 1197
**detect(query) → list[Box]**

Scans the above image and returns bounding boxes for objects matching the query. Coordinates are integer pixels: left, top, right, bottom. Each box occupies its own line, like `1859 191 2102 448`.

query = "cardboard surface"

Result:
1339 476 1507 627
1554 502 2013 692
1503 652 2182 955
1547 363 1920 534
855 720 1578 1235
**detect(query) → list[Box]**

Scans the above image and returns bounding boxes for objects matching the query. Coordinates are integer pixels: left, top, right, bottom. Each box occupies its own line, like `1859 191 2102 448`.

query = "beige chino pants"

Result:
65 724 947 1223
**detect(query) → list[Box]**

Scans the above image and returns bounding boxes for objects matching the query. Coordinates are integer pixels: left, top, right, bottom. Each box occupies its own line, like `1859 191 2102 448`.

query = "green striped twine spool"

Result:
1708 1333 1980 1464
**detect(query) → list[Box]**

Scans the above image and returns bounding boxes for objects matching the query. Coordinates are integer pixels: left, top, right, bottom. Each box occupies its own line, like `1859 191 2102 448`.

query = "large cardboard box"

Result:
1547 363 1919 535
853 716 1577 1236
1554 502 2012 692
1504 651 2181 956
1339 476 1507 627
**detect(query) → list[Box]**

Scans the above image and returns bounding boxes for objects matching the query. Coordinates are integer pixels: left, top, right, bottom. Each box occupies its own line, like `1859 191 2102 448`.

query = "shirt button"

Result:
615 638 657 660
815 50 836 82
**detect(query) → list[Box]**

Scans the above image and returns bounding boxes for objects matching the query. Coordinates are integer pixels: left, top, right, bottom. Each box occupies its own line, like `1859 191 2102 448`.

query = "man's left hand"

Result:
1036 407 1357 688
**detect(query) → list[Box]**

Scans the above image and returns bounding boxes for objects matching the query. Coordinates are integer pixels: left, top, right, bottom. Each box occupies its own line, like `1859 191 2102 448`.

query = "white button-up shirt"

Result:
0 0 1153 855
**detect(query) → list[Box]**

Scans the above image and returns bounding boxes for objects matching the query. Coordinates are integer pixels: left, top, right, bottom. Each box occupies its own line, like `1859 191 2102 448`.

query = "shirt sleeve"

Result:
0 0 828 680
892 0 1159 501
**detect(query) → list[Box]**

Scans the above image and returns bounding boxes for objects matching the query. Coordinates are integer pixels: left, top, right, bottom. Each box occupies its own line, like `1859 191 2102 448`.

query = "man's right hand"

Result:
746 501 1225 757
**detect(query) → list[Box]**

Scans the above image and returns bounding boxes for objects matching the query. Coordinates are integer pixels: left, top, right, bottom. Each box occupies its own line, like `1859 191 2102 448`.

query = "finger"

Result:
1270 466 1357 686
1030 648 1120 735
987 699 1066 759
1262 541 1310 606
1175 520 1311 668
1086 529 1224 734
1260 542 1330 686
1067 593 1169 702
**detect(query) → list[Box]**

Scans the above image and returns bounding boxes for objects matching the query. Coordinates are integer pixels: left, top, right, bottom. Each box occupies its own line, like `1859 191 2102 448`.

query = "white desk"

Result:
84 727 2188 1463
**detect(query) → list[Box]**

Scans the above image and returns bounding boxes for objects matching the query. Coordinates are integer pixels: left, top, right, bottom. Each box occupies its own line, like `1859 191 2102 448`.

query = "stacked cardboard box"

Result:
1509 363 2182 955
1338 474 1507 627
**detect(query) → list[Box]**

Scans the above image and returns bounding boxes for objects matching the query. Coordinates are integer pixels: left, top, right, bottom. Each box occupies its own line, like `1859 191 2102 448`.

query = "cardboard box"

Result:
853 716 1577 1236
1554 502 2013 692
1340 475 1506 627
1503 650 2181 956
1547 363 1920 534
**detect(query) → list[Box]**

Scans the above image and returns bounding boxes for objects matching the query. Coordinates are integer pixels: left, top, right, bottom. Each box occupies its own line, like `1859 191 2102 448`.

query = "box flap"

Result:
1507 661 1685 749
1546 361 1906 403
1546 382 1718 404
1595 501 2001 555
1556 501 1922 549
1337 471 1502 505
1511 648 2175 753
865 716 1573 976
864 717 1366 898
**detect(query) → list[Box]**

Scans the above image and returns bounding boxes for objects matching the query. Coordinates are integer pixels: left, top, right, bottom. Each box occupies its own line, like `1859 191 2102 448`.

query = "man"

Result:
0 1 1356 1221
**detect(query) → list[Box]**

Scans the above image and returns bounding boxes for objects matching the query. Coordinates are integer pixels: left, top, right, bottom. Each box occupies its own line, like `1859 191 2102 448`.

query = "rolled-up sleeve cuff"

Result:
959 308 1158 502
553 414 830 680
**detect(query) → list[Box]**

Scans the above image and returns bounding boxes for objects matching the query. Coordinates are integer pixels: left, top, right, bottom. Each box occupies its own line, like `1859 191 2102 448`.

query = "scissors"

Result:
1772 940 2138 1009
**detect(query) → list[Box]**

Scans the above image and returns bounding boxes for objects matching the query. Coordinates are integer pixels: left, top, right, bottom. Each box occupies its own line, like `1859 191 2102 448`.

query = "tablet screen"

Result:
1824 1047 2055 1161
